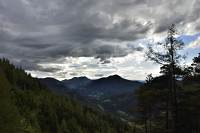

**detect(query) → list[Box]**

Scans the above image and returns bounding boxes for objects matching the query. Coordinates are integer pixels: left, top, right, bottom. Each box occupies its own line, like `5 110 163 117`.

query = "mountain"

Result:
40 75 142 99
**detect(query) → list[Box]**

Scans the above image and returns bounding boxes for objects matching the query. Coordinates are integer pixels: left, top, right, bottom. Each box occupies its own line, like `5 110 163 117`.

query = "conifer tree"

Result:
147 24 184 133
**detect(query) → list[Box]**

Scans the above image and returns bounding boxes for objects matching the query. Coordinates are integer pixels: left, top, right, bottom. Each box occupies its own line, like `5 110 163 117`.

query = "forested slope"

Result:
0 59 135 133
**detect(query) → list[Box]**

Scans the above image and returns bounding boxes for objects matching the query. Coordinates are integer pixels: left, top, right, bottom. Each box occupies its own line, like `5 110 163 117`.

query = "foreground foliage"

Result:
136 52 200 133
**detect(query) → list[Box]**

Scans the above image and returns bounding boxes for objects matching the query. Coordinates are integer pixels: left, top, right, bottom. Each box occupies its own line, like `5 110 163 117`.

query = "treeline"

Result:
136 25 200 133
0 59 135 133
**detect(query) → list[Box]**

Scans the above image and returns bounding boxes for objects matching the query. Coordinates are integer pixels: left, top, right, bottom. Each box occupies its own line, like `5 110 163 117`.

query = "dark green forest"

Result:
136 25 200 133
0 59 135 133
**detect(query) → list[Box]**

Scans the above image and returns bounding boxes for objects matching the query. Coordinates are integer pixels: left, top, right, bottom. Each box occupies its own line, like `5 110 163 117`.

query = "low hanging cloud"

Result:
0 0 200 78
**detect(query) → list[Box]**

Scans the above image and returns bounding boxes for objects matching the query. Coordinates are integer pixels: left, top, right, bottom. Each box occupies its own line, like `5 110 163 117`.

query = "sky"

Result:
0 0 200 80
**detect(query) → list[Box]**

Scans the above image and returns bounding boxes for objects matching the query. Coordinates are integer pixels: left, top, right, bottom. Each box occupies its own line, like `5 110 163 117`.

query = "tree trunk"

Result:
166 91 169 133
145 116 148 133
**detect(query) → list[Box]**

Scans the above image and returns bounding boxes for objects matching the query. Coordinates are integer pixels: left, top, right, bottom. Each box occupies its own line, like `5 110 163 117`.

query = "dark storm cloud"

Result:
0 0 199 72
154 15 185 33
62 18 151 43
13 59 62 73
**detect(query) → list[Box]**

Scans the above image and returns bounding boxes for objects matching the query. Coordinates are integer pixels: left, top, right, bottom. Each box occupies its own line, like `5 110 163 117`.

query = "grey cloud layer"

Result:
0 0 200 72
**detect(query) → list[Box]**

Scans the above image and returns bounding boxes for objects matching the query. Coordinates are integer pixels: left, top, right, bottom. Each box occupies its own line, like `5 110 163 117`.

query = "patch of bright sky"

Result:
27 32 200 81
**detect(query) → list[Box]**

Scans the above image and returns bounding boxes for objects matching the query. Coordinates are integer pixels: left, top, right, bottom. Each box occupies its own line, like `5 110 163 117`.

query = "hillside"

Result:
0 59 137 133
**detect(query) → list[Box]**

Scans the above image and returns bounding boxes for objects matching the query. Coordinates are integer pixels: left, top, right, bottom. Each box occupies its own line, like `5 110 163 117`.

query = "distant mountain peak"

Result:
63 76 90 82
100 74 126 81
41 77 60 81
71 76 90 80
108 74 122 79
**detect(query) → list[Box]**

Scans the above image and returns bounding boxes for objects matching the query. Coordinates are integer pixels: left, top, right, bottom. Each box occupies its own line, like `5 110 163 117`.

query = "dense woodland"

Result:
136 25 200 133
0 59 135 133
136 72 200 133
